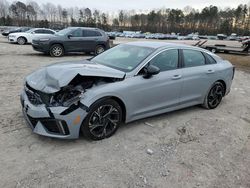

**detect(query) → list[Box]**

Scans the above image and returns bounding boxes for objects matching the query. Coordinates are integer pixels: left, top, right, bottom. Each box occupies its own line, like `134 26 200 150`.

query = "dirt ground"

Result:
0 36 250 188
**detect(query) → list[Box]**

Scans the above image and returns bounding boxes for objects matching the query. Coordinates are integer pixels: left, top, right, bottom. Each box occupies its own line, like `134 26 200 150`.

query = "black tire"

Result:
95 45 105 55
49 44 64 57
17 37 26 45
203 82 225 109
81 99 122 140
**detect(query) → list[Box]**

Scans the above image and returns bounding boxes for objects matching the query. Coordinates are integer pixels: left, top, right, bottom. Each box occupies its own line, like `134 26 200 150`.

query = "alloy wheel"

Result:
17 37 25 45
88 105 120 138
52 46 63 57
208 84 223 108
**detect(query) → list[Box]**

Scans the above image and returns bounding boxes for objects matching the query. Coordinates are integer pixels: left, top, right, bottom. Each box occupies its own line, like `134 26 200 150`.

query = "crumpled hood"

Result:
26 60 125 93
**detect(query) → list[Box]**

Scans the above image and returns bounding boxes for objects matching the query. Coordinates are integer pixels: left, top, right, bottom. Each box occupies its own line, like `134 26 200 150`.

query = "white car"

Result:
8 28 56 45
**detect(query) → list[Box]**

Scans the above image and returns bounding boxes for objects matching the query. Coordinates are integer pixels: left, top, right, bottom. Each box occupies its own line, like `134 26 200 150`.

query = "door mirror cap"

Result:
143 65 160 78
68 34 73 39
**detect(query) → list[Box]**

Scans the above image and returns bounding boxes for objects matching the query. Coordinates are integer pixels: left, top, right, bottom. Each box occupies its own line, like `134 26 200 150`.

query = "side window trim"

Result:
135 48 180 76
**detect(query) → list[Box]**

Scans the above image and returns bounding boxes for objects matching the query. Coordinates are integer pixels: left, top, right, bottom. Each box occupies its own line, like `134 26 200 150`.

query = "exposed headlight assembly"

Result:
49 85 84 107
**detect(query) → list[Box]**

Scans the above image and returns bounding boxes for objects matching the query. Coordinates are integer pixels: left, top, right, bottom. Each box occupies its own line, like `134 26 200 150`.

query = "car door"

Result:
27 29 44 43
64 28 84 52
126 49 183 119
179 49 217 105
32 29 54 41
81 30 100 51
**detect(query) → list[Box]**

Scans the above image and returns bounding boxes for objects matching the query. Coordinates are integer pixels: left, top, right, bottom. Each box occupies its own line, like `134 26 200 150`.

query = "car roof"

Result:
67 27 100 30
125 41 199 50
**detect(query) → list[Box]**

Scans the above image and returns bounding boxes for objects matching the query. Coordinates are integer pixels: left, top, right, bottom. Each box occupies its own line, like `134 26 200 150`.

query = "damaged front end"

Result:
21 60 125 139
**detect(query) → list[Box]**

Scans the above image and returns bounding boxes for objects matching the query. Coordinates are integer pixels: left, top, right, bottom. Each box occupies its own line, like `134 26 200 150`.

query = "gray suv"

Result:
32 27 110 57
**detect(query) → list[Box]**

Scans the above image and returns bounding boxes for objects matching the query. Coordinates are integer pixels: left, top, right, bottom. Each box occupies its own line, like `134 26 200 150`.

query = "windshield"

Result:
91 44 154 72
56 28 75 36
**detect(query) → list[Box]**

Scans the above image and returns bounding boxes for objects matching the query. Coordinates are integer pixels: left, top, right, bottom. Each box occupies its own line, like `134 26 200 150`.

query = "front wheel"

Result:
203 82 225 109
17 37 26 45
49 44 64 57
81 99 122 140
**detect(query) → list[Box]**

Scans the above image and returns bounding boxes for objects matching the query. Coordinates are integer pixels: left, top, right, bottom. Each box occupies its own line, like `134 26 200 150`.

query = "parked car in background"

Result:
217 34 227 40
8 28 56 45
2 27 32 36
106 32 116 40
21 42 234 140
32 27 110 57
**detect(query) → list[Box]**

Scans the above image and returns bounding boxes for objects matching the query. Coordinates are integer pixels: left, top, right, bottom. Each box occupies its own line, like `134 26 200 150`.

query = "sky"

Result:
9 0 250 11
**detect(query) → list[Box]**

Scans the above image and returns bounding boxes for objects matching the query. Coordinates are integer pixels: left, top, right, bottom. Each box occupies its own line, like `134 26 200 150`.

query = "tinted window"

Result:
71 29 83 37
34 29 44 34
150 50 178 71
183 50 205 67
84 30 102 37
43 30 54 34
205 53 217 64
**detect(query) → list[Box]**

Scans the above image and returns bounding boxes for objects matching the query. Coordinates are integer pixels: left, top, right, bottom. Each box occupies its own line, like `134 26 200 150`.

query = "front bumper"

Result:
20 90 88 139
8 36 17 43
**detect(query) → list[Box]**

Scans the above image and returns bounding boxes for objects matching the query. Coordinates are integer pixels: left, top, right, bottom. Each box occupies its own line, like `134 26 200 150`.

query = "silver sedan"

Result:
21 42 234 140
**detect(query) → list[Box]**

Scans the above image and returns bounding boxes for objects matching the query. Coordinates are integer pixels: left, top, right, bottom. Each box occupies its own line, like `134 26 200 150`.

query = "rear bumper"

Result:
20 90 88 139
32 41 50 53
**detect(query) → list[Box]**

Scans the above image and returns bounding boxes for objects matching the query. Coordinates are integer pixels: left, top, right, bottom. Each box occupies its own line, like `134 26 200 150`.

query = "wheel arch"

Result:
50 42 65 50
216 79 227 96
87 96 127 123
17 36 27 42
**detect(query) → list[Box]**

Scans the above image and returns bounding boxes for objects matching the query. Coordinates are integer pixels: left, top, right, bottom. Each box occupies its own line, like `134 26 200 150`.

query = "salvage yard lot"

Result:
0 36 250 188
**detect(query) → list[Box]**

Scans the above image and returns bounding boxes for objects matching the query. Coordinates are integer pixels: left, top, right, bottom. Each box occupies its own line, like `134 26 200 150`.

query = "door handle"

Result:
172 75 182 80
207 70 215 74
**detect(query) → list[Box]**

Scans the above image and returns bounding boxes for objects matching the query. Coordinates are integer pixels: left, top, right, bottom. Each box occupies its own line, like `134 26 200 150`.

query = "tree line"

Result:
0 0 249 35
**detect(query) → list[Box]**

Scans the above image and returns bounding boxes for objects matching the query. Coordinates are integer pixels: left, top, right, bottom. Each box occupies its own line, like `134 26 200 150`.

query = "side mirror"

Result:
143 65 160 78
68 34 73 39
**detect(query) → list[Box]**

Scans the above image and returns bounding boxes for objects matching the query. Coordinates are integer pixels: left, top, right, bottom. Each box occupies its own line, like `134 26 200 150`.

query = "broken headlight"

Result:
49 85 84 107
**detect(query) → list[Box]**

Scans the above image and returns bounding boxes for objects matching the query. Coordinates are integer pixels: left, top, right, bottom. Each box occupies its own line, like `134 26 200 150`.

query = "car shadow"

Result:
23 52 94 57
118 105 202 132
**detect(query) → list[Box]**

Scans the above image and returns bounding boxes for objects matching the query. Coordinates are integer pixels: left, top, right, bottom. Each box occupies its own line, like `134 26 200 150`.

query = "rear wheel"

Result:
203 82 225 109
95 45 105 55
81 99 122 140
49 44 64 57
17 37 26 45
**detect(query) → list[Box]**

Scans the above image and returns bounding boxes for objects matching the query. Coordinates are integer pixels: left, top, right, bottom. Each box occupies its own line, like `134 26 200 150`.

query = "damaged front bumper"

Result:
20 90 88 139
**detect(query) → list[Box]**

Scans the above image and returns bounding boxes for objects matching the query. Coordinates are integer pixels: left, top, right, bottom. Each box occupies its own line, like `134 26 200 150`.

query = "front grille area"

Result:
42 119 69 135
27 115 38 128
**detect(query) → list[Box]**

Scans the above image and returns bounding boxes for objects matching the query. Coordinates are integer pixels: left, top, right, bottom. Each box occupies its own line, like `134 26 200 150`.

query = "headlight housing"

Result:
49 85 84 107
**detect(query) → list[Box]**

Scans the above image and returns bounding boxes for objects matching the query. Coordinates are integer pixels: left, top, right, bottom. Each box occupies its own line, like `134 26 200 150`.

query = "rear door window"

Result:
83 30 102 37
43 30 55 34
71 29 83 37
34 29 44 34
183 50 205 67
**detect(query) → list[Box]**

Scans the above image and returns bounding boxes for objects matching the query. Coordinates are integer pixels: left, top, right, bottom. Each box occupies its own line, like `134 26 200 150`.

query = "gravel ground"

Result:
0 36 250 188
